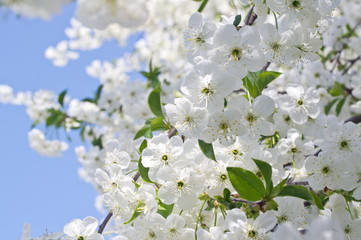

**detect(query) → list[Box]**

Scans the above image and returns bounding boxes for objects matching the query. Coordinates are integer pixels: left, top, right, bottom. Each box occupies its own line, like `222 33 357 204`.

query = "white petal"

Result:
252 95 275 118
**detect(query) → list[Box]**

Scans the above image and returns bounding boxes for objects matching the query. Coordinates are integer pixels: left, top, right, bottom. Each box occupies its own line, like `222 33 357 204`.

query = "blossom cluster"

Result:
1 0 361 239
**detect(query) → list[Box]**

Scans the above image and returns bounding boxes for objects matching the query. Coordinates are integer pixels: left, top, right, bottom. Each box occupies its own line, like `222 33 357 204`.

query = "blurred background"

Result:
0 2 131 239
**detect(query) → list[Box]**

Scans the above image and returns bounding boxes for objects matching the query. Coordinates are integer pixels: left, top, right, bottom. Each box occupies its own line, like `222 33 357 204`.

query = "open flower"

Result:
63 216 103 240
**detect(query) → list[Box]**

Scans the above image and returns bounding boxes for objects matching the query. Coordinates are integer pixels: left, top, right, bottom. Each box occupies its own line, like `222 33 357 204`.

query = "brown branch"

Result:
167 127 178 139
97 161 142 233
261 62 271 72
245 5 258 26
330 19 361 73
98 211 113 234
133 172 140 182
345 114 361 124
342 56 361 75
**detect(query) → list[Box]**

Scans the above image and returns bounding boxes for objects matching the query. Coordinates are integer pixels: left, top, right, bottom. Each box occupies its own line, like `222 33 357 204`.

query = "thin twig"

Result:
330 19 361 72
133 172 140 182
245 5 258 26
98 211 113 234
168 127 178 139
97 157 142 233
345 114 361 124
342 56 361 75
261 62 271 72
346 18 361 38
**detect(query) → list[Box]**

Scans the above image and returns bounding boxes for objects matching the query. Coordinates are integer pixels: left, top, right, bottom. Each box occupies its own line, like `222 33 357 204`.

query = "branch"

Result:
230 196 265 209
345 114 361 124
133 172 140 182
261 62 271 72
97 162 142 233
330 19 361 73
168 127 178 139
245 5 257 26
342 56 361 75
346 18 361 38
98 211 113 234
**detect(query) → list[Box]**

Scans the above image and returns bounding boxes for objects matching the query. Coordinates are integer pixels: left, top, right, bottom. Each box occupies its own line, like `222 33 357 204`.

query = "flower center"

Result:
220 174 228 181
322 166 330 174
297 99 304 106
291 0 300 8
201 87 213 95
248 229 257 238
195 36 205 44
278 215 288 223
284 115 291 121
339 140 350 151
231 48 242 60
271 42 281 51
170 228 177 233
246 113 258 125
149 231 156 238
219 122 229 130
291 147 298 153
177 181 185 189
161 155 169 161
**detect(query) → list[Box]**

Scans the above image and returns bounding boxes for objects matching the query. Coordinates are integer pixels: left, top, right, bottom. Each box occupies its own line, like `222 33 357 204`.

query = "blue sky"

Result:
0 3 134 239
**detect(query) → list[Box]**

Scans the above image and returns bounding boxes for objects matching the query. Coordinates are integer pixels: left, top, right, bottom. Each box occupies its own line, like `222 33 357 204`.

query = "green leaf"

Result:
253 159 273 192
243 71 282 98
256 71 282 93
91 135 103 149
138 157 153 183
266 199 279 210
198 140 216 161
233 14 242 27
94 85 103 104
157 201 174 218
46 113 57 127
54 113 64 128
58 89 67 107
336 97 346 116
197 0 209 12
150 117 167 131
148 84 163 117
271 176 289 197
144 128 153 139
277 185 324 209
214 195 239 210
81 98 94 103
329 82 345 97
242 75 258 98
310 191 324 210
141 60 161 89
227 167 266 201
124 201 144 224
80 126 86 142
223 188 231 201
139 140 148 153
205 199 215 211
324 98 339 115
46 109 64 128
30 121 39 129
134 125 152 140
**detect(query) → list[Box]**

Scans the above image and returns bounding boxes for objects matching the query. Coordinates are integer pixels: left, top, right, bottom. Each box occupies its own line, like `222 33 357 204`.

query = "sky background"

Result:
0 3 133 239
